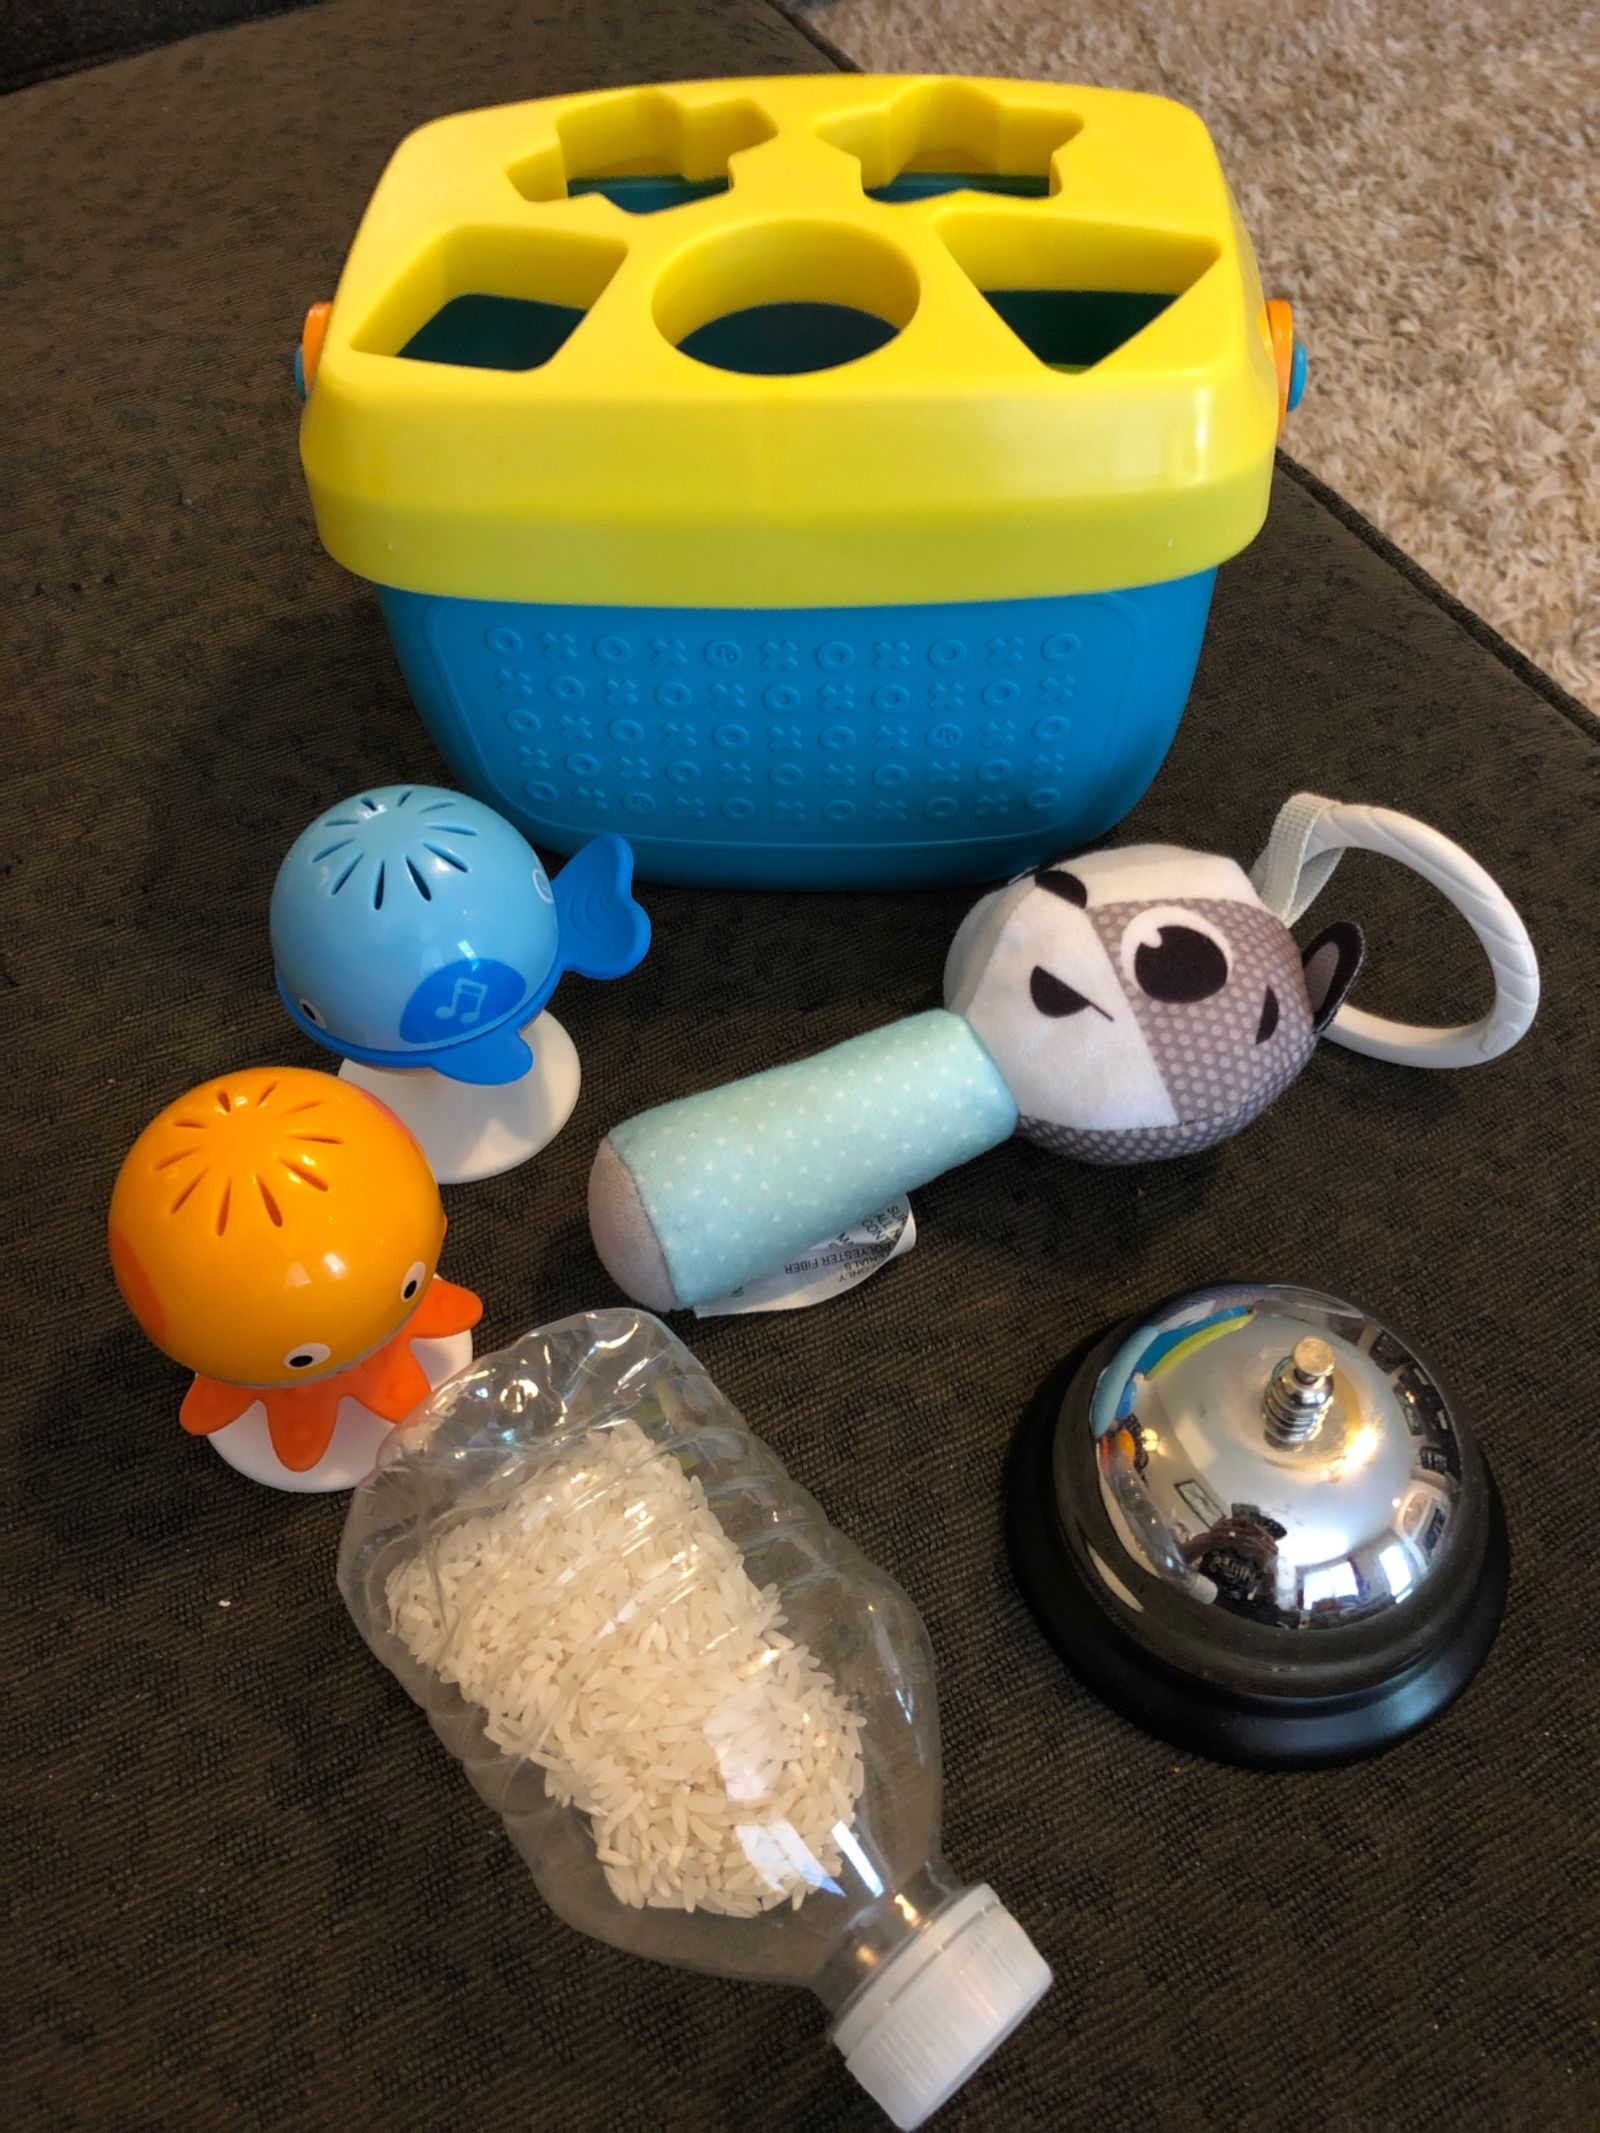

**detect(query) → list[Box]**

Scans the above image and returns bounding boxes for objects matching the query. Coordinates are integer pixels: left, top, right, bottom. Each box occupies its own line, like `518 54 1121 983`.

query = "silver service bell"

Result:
1008 1283 1508 1767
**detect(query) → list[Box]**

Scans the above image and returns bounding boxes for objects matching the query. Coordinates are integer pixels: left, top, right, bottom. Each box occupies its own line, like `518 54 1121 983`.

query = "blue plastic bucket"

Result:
377 571 1215 889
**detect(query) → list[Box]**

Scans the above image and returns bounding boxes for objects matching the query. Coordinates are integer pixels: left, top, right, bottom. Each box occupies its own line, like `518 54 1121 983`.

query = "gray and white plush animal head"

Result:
944 844 1364 1162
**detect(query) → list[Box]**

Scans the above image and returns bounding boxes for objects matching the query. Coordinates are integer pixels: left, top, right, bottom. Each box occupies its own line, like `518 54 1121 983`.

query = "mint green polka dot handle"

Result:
598 1012 1018 1309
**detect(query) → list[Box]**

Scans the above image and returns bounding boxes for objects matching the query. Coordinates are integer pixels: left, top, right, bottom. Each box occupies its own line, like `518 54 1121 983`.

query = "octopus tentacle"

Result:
355 1340 434 1426
181 1277 484 1474
409 1276 483 1340
266 1391 346 1473
180 1375 258 1438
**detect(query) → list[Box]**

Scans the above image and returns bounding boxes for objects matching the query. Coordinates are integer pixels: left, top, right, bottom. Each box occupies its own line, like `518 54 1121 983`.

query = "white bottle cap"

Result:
830 1885 1052 2129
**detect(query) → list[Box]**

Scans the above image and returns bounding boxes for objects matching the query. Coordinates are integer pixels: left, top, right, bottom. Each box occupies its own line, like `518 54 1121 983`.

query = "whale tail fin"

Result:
552 834 651 982
429 1019 536 1087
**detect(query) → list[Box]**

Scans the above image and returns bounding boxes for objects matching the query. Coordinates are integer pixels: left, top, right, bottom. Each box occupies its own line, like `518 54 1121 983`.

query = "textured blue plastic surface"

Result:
376 572 1216 889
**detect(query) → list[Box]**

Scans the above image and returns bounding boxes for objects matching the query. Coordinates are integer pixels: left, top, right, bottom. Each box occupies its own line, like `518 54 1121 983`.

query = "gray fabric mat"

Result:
0 0 325 93
7 3 1597 2126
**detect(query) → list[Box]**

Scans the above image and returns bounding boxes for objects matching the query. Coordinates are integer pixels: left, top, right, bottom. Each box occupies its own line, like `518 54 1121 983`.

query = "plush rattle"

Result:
589 795 1539 1311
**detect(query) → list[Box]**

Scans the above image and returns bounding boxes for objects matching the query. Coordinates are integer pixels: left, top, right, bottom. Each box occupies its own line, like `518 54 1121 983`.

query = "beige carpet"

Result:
794 0 1598 702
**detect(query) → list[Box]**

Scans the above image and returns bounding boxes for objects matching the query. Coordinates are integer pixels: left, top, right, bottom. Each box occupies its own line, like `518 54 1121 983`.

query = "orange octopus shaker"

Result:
109 1066 482 1490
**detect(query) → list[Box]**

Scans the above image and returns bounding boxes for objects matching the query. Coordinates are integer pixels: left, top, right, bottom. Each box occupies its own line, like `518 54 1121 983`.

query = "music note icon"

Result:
434 975 489 1026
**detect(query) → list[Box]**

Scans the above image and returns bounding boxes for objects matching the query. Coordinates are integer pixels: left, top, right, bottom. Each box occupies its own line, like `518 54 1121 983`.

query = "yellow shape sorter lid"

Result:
300 76 1284 611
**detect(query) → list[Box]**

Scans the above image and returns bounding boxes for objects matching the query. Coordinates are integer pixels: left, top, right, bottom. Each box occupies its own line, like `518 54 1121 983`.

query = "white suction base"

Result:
207 1332 474 1494
338 1012 581 1184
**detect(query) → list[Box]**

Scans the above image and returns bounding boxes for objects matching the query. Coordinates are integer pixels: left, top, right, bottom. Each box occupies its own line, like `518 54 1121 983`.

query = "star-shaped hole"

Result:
510 87 776 215
819 80 1081 203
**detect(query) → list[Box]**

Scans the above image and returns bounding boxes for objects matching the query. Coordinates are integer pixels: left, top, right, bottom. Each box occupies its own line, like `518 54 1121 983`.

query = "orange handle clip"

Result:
1265 299 1295 433
300 301 332 394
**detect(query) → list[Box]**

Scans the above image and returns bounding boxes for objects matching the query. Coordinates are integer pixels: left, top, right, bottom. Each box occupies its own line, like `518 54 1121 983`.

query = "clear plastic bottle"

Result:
339 1309 1050 2128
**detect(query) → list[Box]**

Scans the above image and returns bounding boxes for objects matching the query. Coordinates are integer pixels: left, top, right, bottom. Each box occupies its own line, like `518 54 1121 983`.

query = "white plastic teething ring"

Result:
1250 795 1539 1069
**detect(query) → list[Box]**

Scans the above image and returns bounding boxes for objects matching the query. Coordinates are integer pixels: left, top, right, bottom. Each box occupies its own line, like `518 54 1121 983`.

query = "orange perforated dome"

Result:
109 1066 446 1389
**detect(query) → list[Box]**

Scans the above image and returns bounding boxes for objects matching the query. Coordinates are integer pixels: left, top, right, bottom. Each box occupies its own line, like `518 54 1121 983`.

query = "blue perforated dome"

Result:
271 786 560 1079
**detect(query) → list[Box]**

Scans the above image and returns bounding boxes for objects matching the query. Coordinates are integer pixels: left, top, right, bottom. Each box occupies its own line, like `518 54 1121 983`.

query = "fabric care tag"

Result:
693 1200 917 1318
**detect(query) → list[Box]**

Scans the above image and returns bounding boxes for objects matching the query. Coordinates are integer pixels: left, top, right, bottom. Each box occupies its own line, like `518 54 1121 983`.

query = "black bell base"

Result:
1007 1362 1511 1771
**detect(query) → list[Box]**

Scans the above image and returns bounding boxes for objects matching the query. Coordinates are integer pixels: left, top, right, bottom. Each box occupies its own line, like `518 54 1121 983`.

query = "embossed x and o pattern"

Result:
466 616 1102 832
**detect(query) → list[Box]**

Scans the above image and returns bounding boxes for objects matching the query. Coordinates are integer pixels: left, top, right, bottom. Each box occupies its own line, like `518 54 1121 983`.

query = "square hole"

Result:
353 228 626 373
398 294 588 371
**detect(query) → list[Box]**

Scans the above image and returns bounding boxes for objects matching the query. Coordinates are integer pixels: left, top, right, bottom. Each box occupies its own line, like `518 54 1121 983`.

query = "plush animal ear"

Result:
1301 921 1365 1034
1033 864 1088 906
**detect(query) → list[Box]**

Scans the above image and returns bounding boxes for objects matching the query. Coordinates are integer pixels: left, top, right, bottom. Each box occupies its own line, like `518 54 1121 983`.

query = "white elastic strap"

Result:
1249 793 1540 1070
1248 790 1348 925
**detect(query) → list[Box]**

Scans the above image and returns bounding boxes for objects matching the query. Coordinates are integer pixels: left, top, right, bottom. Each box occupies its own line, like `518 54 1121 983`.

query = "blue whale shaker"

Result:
272 787 649 1085
271 786 649 1182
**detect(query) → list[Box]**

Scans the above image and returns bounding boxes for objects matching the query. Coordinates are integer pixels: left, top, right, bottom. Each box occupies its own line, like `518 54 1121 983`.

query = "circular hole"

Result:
681 305 896 375
655 221 919 376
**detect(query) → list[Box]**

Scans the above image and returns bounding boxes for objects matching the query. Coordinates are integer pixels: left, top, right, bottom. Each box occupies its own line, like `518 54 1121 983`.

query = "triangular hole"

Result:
978 289 1178 371
939 215 1219 376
